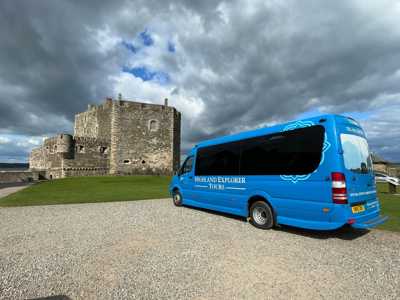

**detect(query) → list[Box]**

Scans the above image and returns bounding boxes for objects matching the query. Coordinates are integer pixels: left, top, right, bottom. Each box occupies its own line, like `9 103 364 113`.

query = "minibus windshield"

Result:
340 133 372 174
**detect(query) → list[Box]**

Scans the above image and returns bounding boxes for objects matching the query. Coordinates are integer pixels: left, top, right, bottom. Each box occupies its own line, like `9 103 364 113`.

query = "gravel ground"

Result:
0 199 399 300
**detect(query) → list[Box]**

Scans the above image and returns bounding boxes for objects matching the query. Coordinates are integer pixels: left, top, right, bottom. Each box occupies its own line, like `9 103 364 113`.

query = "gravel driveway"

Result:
0 199 399 300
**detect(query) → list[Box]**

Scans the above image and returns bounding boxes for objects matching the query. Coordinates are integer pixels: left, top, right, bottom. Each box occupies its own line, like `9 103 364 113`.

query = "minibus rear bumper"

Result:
350 213 388 229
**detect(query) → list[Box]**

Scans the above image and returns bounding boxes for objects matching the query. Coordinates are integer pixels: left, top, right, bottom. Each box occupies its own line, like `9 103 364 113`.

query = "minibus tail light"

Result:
331 172 348 204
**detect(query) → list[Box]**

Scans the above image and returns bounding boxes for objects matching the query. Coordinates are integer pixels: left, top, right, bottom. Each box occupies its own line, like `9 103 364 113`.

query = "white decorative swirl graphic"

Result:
280 121 331 183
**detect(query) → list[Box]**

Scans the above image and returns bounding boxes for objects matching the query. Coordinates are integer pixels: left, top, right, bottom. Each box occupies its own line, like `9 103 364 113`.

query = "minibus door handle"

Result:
189 175 193 179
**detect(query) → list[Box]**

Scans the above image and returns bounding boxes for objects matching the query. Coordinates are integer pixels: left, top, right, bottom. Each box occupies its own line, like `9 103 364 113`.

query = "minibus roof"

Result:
195 114 356 149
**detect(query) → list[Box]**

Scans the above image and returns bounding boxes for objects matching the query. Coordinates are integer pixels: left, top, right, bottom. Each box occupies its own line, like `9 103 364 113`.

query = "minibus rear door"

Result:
340 132 376 210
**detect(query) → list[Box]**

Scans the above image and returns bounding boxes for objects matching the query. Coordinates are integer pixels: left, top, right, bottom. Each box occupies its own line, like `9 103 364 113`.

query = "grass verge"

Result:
376 183 400 232
0 176 171 207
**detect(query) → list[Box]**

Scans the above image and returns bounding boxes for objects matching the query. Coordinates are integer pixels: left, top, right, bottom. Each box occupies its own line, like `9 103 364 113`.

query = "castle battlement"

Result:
81 98 176 114
30 97 181 179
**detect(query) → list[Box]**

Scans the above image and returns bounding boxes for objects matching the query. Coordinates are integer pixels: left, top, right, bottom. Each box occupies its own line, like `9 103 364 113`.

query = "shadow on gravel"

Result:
274 225 369 240
183 205 248 223
29 296 71 300
183 204 369 240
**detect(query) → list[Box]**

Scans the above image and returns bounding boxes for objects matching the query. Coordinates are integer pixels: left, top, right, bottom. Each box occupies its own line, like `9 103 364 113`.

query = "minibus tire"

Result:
172 190 183 207
249 201 274 229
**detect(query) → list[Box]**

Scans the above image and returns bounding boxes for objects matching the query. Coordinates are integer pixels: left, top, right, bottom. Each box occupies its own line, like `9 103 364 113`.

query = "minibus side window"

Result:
240 125 324 175
196 141 240 176
195 125 324 176
179 156 194 175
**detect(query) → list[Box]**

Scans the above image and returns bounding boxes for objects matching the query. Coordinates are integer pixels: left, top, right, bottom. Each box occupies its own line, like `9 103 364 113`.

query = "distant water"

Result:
0 163 29 171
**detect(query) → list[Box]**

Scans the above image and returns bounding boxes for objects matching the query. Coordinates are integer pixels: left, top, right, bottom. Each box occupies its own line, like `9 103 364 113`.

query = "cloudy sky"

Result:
0 0 400 163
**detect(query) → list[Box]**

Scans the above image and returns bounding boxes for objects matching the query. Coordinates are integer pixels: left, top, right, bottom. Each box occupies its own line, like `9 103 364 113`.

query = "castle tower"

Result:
56 134 73 178
56 134 73 158
109 100 122 175
107 98 181 175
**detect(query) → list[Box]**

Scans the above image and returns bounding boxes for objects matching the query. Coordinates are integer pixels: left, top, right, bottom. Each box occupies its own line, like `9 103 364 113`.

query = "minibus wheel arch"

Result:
172 187 183 207
171 187 181 198
248 195 276 223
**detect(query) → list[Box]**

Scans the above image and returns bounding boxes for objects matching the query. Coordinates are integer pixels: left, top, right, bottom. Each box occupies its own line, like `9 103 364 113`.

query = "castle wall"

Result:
63 136 110 177
29 147 48 170
30 135 79 179
109 101 178 175
29 137 63 178
172 110 181 173
74 101 113 139
30 98 181 178
0 170 45 184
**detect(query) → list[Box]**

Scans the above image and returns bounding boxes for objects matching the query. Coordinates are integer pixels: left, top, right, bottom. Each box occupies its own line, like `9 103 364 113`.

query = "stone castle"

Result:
29 97 181 179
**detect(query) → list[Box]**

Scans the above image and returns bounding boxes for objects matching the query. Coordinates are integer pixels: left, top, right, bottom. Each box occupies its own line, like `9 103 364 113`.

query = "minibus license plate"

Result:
351 205 365 214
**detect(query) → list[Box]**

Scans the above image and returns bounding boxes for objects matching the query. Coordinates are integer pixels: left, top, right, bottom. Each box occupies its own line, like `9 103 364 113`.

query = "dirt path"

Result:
0 183 31 199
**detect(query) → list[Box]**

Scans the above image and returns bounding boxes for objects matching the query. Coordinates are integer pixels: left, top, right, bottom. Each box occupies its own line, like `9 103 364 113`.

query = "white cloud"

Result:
0 136 11 144
16 137 42 148
1 0 400 160
111 72 205 121
90 26 121 54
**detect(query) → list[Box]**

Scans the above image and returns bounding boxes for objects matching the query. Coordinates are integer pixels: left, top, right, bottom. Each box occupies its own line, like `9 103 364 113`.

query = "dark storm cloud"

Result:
0 0 202 135
360 102 400 162
169 1 400 142
0 0 125 135
0 0 399 161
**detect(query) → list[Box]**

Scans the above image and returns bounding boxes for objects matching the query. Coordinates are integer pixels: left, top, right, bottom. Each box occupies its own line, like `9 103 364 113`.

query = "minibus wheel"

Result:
172 190 183 207
249 201 274 229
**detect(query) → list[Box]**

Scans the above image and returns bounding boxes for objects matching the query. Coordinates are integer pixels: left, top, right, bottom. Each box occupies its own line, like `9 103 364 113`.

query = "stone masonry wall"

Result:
29 137 62 174
172 110 181 173
74 100 113 139
63 136 110 177
109 100 178 175
29 98 181 178
0 171 42 184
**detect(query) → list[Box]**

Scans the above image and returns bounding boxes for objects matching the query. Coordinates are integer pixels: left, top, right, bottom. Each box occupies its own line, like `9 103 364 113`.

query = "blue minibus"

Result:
169 114 388 230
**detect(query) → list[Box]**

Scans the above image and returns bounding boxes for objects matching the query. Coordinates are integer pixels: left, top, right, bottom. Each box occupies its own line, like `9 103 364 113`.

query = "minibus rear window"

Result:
340 134 372 174
195 125 325 176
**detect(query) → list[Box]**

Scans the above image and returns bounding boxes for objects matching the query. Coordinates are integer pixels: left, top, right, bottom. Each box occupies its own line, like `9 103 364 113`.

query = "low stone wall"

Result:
388 167 400 178
0 171 45 184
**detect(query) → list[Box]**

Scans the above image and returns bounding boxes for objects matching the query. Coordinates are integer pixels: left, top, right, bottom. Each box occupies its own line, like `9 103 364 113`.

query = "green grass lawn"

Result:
376 183 400 232
0 176 171 207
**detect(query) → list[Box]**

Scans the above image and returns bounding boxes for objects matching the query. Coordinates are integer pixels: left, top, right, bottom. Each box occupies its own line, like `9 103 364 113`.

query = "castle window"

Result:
142 160 146 164
123 159 131 164
149 120 159 132
54 145 57 152
77 145 85 153
99 146 108 154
